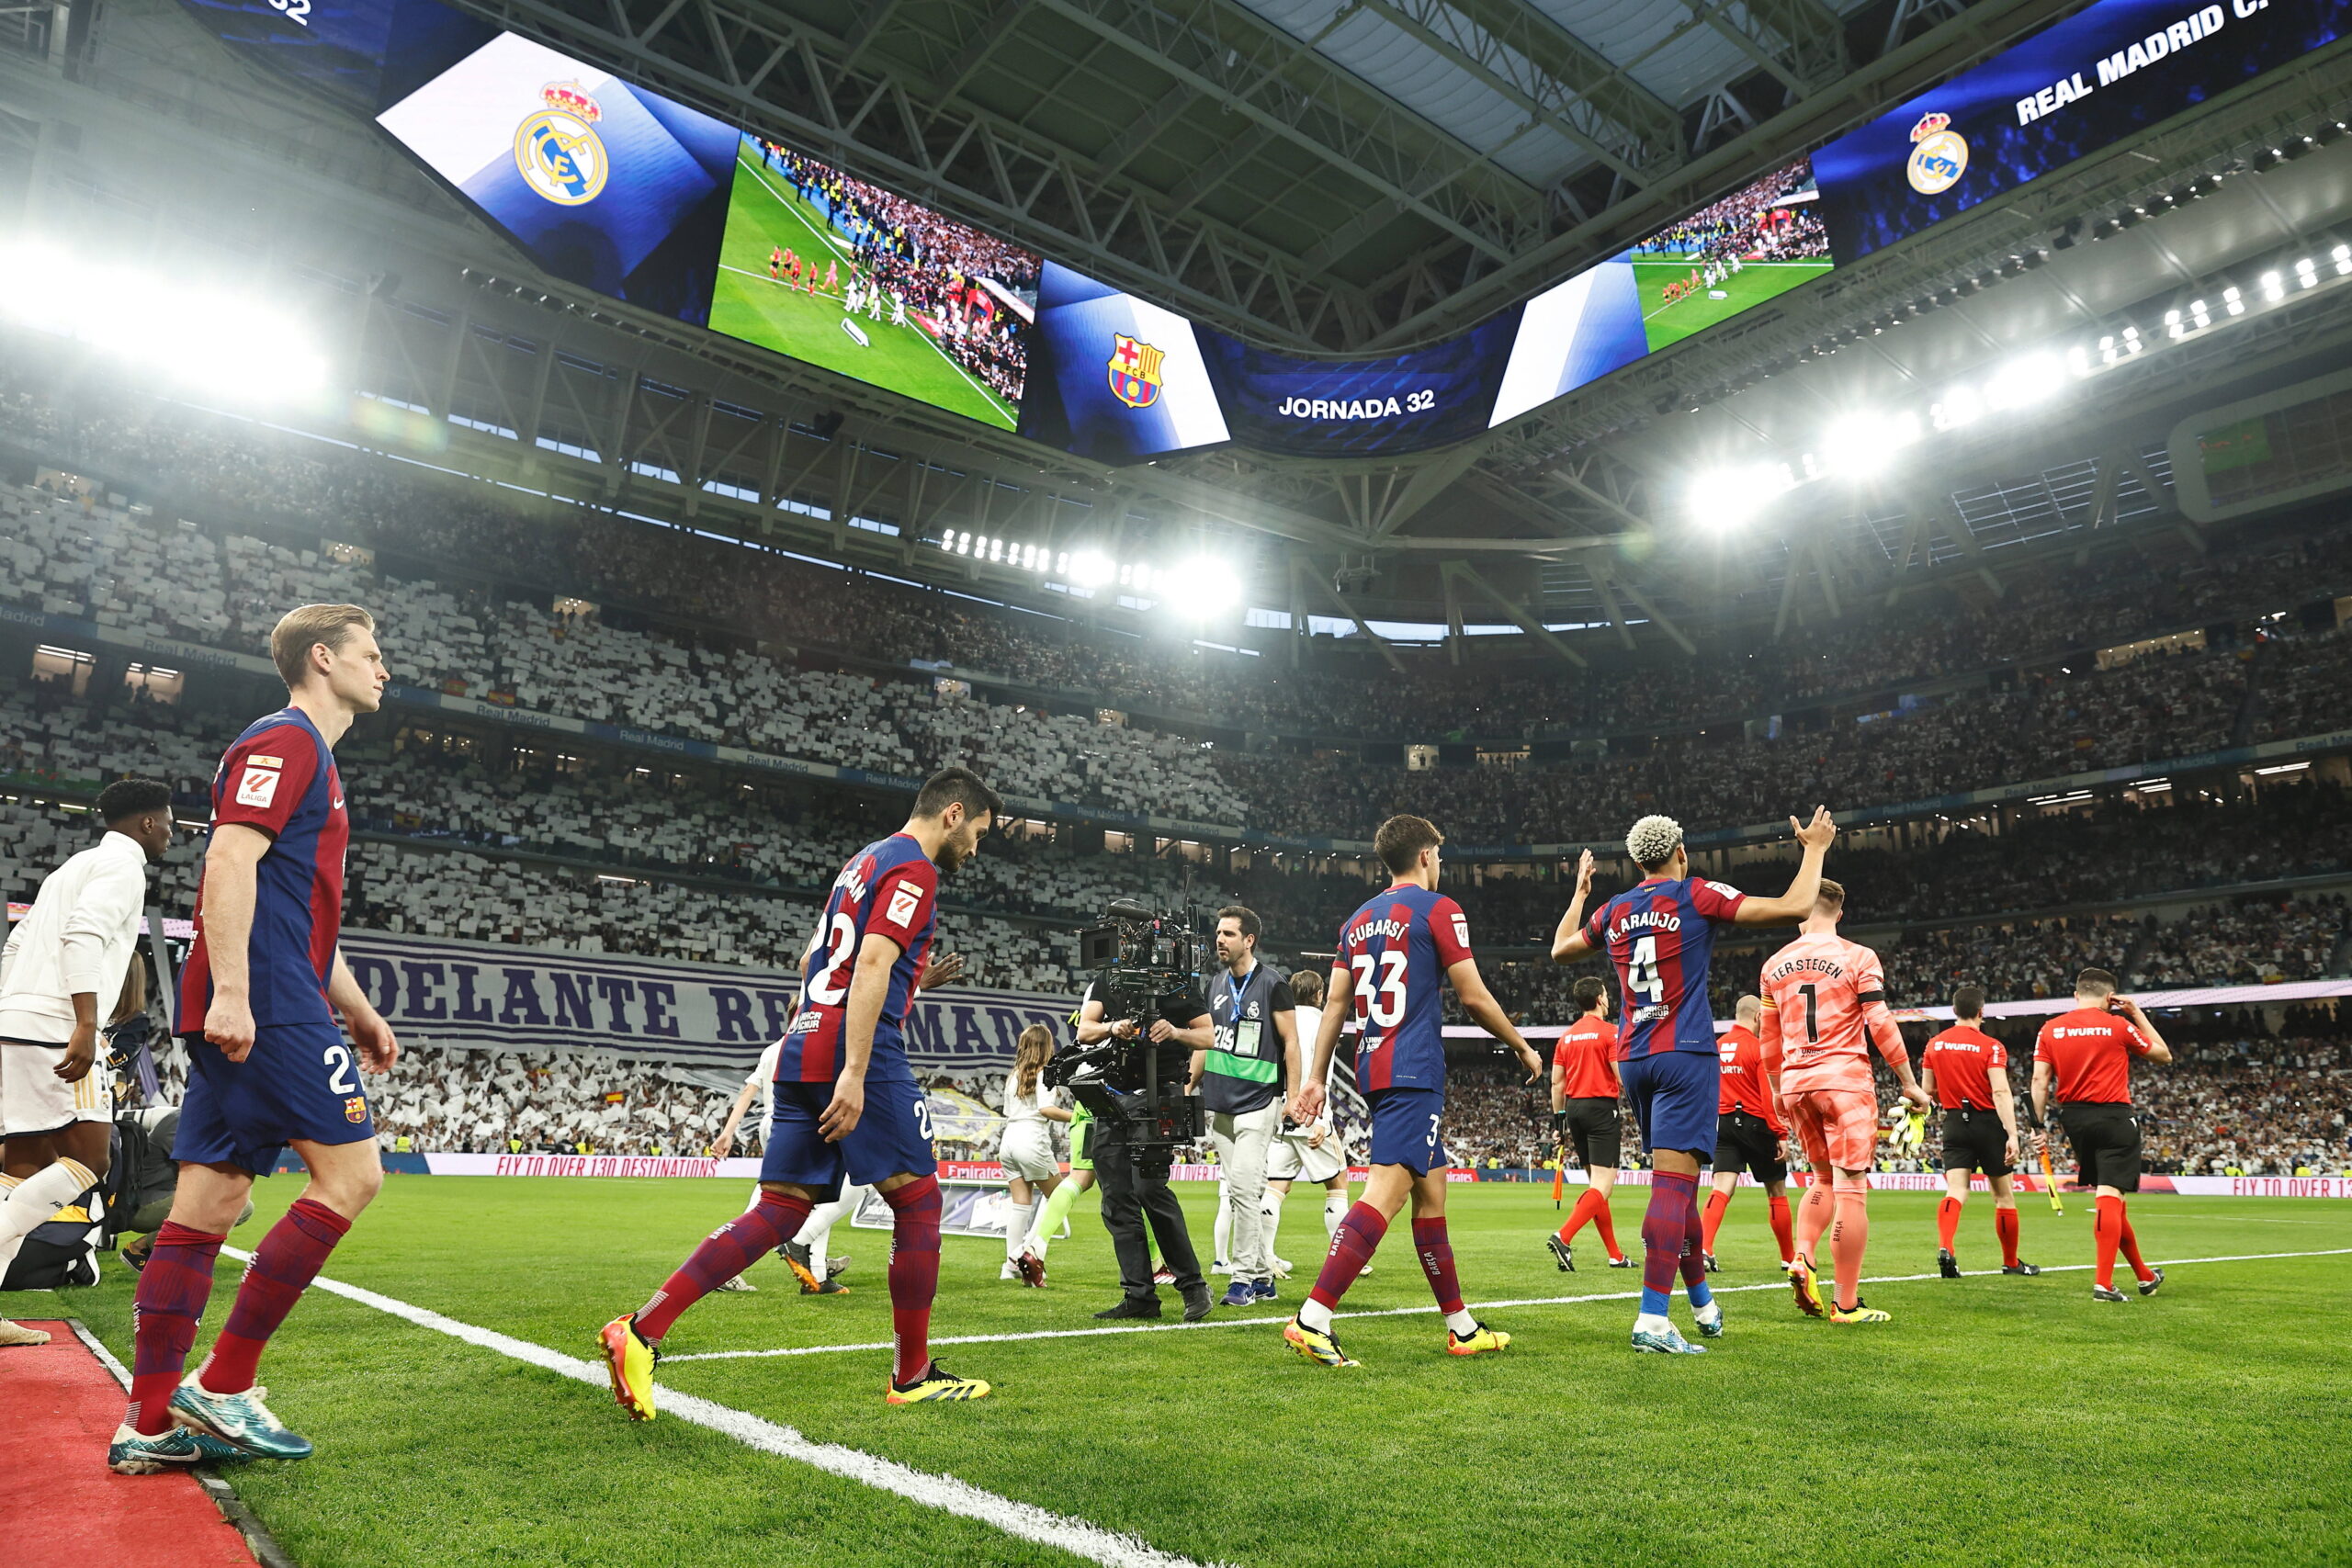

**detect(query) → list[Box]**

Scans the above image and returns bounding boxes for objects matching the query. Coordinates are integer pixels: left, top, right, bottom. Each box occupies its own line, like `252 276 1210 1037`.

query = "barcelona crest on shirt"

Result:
344 1096 369 1124
1108 334 1165 410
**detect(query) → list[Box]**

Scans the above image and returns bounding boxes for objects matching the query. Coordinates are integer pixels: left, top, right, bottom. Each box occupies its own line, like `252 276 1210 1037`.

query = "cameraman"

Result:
1192 907 1297 1307
1076 974 1215 1322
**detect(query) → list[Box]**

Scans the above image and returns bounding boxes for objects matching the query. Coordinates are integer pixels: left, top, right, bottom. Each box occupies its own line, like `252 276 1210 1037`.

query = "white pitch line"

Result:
218 1247 1228 1568
662 1247 2352 1362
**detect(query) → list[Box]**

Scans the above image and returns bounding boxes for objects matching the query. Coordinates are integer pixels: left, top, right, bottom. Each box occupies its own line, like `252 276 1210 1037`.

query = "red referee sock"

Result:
883 1176 944 1386
127 1222 225 1436
1700 1190 1731 1255
1935 1196 1962 1254
199 1197 351 1395
2094 1194 2124 1289
1995 1205 2020 1267
1767 1194 1795 1265
1591 1196 1624 1262
2117 1201 2154 1283
1556 1187 1606 1247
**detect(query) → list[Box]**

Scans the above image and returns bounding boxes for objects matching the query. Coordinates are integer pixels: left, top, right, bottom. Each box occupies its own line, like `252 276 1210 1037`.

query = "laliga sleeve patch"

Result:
887 881 923 928
1451 913 1470 948
235 764 282 808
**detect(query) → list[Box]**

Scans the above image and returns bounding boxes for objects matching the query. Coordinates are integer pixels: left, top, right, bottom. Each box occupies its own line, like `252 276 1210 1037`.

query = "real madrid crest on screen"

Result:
514 81 609 207
1905 112 1966 196
1108 333 1165 410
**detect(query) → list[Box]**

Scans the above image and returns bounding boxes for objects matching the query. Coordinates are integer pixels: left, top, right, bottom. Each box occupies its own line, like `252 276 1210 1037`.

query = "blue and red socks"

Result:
1639 1171 1696 1315
883 1176 943 1386
128 1222 225 1435
639 1189 814 1339
199 1197 352 1395
1300 1201 1388 1330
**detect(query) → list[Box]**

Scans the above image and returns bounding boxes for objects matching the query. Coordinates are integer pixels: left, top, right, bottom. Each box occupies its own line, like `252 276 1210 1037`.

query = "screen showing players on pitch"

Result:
707 134 1041 434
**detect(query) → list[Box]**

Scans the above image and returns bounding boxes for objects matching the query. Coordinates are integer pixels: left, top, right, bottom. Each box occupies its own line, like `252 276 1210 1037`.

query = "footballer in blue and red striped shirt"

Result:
603 767 1006 1414
1283 815 1544 1371
117 604 399 1475
1551 807 1838 1354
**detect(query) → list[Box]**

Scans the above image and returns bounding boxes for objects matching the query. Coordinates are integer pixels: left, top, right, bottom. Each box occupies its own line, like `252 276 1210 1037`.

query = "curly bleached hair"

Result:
1626 814 1684 870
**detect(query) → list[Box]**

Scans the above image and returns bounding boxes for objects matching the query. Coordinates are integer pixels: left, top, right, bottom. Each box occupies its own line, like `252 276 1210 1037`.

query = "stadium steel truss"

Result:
2 0 2349 655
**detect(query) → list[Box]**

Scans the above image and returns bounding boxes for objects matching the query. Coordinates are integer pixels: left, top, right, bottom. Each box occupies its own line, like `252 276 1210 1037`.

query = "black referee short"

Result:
1561 1097 1621 1171
2059 1102 2142 1193
1713 1109 1787 1182
1939 1107 2013 1177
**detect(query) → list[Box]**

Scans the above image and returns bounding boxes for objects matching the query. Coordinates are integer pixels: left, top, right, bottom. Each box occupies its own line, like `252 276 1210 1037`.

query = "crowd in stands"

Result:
1633 158 1830 266
6 368 2352 772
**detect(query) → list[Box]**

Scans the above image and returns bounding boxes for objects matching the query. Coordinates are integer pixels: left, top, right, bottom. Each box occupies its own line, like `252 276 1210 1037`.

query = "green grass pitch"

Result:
17 1179 2348 1567
1632 254 1833 352
708 148 1016 432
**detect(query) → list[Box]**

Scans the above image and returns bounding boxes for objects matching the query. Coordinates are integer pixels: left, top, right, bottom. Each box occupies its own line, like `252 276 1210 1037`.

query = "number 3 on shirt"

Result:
1349 950 1408 1030
1627 935 1665 1005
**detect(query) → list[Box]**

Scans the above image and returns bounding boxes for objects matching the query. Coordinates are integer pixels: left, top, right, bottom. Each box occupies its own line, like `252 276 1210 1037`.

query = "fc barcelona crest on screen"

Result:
1108 334 1165 410
345 1096 369 1124
514 81 609 208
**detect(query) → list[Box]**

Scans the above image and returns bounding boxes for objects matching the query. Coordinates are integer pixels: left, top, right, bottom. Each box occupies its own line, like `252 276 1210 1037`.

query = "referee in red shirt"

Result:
2030 968 2173 1302
1545 976 1631 1270
1920 986 2037 1278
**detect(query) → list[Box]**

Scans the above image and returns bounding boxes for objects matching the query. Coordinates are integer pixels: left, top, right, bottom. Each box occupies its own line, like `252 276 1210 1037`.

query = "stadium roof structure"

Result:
4 0 2350 651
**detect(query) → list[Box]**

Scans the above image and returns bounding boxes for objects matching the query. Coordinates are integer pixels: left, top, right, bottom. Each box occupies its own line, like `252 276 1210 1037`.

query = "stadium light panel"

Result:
2336 244 2352 276
1067 551 1112 586
1982 354 2064 410
2296 258 2319 288
0 239 328 402
1164 557 1240 615
1687 463 1792 529
1930 384 1984 430
1819 412 1920 479
2260 271 2285 302
2222 286 2245 316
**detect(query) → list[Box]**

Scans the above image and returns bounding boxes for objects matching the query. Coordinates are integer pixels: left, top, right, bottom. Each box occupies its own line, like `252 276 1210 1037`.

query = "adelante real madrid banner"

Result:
338 930 1069 1074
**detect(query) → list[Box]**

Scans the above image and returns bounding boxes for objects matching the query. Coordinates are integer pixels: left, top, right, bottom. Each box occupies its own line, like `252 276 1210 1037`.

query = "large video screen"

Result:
708 136 1039 433
187 0 2351 458
376 31 738 325
1814 0 2352 260
1624 158 1830 352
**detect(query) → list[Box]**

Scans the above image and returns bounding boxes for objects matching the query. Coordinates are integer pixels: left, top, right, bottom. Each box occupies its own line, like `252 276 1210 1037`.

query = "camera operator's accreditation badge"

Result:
515 82 609 207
